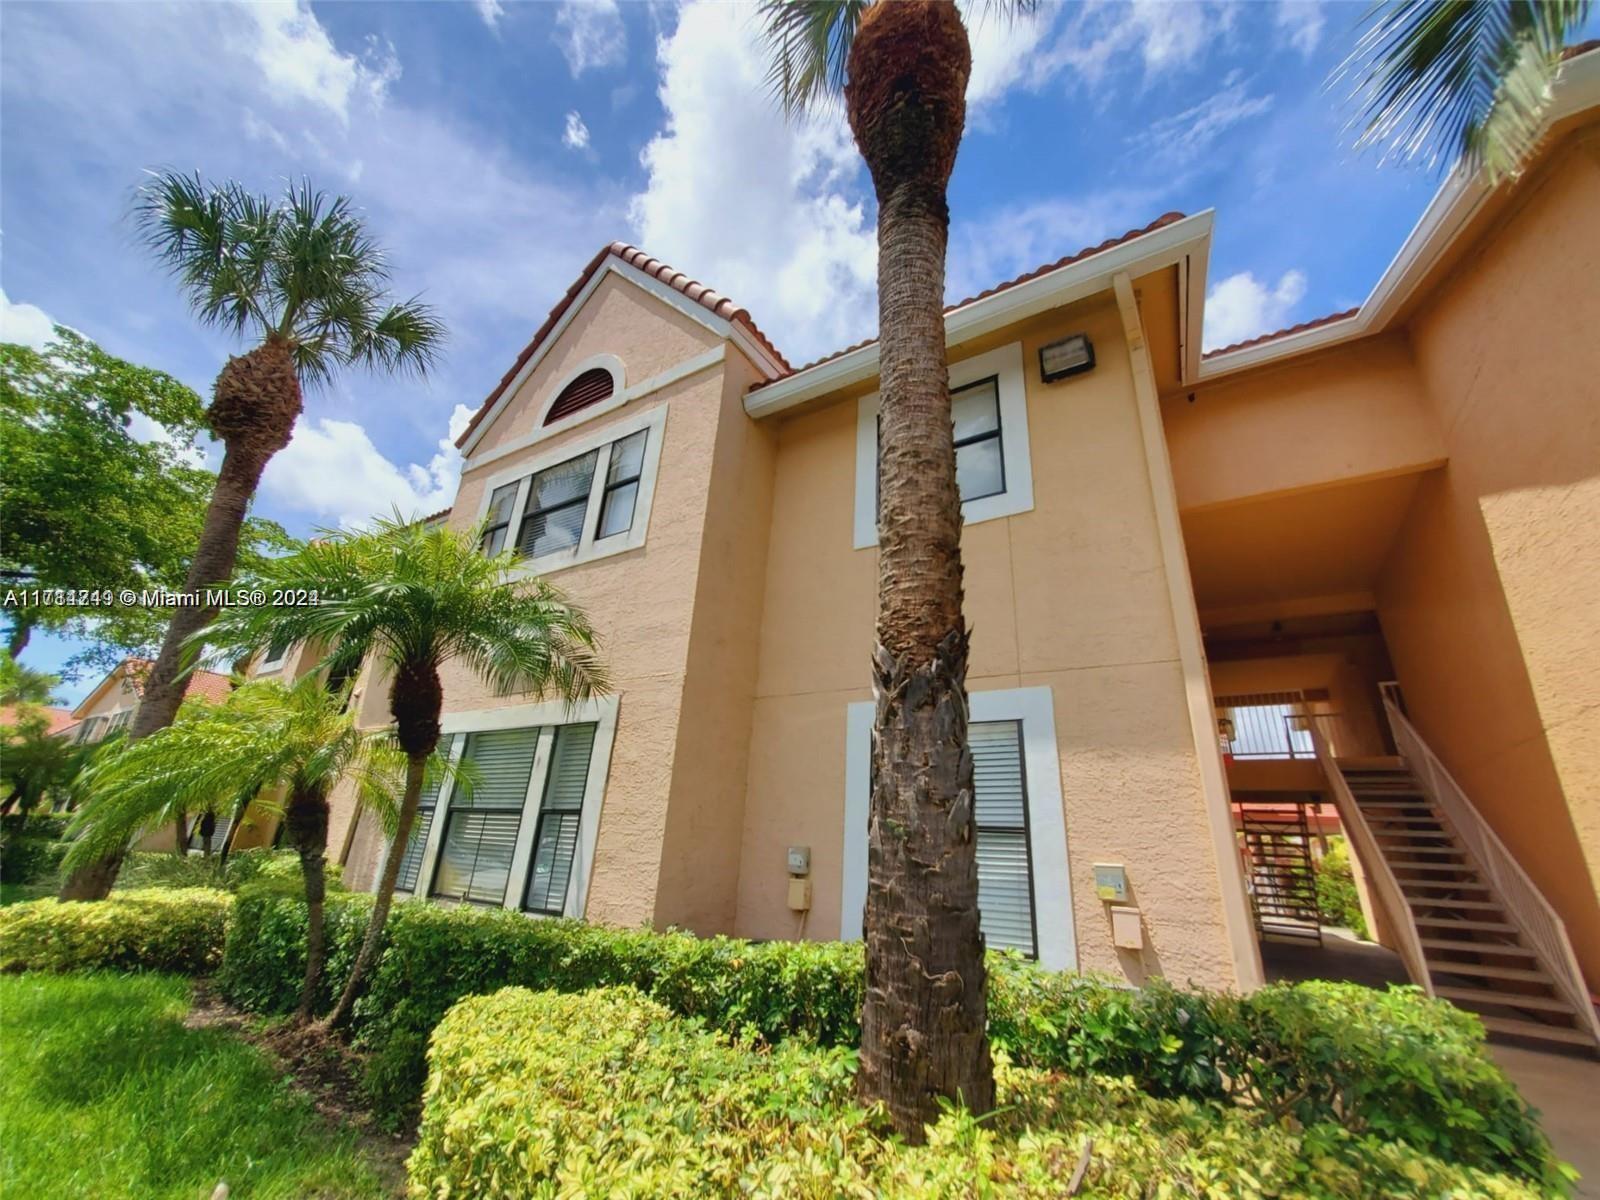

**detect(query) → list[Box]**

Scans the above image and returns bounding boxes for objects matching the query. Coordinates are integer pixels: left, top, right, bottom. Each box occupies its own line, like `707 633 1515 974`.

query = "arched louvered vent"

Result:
544 368 615 425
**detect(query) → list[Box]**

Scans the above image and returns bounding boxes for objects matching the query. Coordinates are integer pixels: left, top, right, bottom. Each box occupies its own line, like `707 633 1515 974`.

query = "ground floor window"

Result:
842 686 1077 969
379 696 618 920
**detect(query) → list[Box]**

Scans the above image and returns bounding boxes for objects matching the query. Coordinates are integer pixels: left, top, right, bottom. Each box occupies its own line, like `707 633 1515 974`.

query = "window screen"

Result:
394 734 455 893
952 377 1004 502
595 429 647 540
971 720 1036 956
522 723 598 914
480 482 520 555
431 727 537 905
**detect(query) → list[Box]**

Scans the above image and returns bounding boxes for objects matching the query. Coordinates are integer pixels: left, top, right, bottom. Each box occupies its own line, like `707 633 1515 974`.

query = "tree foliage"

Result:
0 329 291 670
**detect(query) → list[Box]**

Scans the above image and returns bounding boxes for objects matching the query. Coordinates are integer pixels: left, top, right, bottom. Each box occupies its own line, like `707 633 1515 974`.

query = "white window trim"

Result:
473 404 668 580
257 643 290 675
391 694 619 920
853 341 1034 550
840 685 1076 970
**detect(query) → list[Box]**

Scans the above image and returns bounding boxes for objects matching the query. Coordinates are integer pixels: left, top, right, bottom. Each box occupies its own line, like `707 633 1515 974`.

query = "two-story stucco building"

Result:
287 51 1600 1050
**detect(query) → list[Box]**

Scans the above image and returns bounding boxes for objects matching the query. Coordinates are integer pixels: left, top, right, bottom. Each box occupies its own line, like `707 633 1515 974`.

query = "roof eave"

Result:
744 210 1215 419
1198 46 1600 384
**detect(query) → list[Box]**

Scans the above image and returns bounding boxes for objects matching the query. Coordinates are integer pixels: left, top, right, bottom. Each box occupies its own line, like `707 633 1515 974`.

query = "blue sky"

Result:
4 0 1591 702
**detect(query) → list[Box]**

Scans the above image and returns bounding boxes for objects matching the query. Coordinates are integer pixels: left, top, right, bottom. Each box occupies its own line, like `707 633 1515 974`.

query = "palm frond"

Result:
757 0 868 117
1334 0 1592 178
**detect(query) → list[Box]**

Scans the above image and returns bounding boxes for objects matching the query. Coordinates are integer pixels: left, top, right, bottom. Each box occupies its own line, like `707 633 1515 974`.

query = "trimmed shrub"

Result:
218 876 369 1015
218 888 1558 1186
409 985 1560 1199
114 847 344 894
0 887 231 973
0 813 69 886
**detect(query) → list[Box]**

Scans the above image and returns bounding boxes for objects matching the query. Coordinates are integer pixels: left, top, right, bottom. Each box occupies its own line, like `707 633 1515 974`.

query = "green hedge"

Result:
1316 836 1370 939
0 888 232 974
409 985 1559 1199
218 889 1559 1185
0 814 69 886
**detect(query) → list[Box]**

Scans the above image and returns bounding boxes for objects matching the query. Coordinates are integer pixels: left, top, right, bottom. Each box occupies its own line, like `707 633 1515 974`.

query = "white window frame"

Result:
386 694 619 920
105 709 132 735
257 640 290 675
472 405 668 581
840 685 1076 969
853 341 1034 550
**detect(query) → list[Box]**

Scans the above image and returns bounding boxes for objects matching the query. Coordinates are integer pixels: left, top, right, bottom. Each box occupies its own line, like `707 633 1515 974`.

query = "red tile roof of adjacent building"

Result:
455 243 791 449
0 704 76 735
749 211 1192 388
1201 308 1361 359
96 658 236 709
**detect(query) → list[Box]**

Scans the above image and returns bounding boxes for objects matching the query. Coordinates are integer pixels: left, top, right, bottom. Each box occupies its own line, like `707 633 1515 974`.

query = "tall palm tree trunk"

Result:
60 340 300 901
7 614 35 658
846 0 992 1139
324 660 442 1031
285 787 331 1023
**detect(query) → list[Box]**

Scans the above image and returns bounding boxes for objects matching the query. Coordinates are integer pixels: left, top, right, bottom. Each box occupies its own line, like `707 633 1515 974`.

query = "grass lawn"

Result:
0 972 393 1199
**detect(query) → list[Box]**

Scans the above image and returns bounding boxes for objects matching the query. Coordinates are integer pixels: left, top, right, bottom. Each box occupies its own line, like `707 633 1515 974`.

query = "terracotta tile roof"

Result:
1562 39 1599 61
121 657 235 704
0 704 76 735
419 506 452 525
455 243 790 449
749 211 1191 388
1201 308 1360 359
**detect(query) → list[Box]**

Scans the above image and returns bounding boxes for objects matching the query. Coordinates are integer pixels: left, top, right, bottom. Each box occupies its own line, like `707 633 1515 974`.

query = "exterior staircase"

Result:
1239 801 1322 944
1340 760 1599 1050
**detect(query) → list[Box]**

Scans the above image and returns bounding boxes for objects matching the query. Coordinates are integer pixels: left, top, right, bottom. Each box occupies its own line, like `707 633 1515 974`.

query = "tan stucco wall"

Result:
1375 127 1600 981
737 296 1244 990
1167 332 1444 514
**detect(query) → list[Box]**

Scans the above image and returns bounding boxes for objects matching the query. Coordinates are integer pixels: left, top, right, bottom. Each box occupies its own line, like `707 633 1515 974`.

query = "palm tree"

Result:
59 173 444 901
1336 0 1594 179
62 676 435 1021
759 0 1036 1137
203 516 607 1031
1 653 64 707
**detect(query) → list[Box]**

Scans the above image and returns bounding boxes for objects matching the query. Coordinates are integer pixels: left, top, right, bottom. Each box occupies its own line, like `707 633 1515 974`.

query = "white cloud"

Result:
962 3 1061 112
553 0 626 77
241 0 399 123
629 1 877 367
0 289 57 350
473 0 505 33
1275 1 1325 57
563 110 591 150
1128 70 1273 165
1204 269 1308 351
1025 0 1237 95
262 403 476 529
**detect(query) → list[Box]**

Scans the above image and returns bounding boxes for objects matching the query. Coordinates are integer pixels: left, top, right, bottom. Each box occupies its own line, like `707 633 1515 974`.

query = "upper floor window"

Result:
473 405 667 578
854 341 1034 549
258 637 290 673
544 367 615 426
105 710 131 736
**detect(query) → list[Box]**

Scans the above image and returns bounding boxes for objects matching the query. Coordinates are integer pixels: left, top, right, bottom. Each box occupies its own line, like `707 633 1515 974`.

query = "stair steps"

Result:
1333 754 1599 1054
1477 1016 1596 1047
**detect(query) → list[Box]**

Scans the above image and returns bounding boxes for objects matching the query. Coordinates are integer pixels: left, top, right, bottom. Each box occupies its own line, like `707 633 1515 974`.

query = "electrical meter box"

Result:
1093 862 1128 902
786 845 811 875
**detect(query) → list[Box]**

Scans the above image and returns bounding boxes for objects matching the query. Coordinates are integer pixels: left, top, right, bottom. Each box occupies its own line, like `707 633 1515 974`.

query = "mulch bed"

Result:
185 980 414 1195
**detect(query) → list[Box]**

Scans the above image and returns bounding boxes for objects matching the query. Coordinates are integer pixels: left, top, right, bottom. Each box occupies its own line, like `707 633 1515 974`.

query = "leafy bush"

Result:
0 813 69 886
114 847 342 895
0 888 231 973
409 985 1560 1199
1316 836 1369 938
218 888 1558 1186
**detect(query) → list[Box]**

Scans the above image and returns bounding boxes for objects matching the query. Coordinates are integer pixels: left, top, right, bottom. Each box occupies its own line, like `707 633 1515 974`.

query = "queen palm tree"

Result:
1336 0 1593 179
59 173 444 901
61 676 445 1022
203 516 607 1031
759 0 1036 1138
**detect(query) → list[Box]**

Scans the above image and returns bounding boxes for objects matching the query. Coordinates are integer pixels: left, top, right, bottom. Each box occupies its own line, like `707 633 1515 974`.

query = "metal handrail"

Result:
1381 695 1600 1047
1302 712 1435 996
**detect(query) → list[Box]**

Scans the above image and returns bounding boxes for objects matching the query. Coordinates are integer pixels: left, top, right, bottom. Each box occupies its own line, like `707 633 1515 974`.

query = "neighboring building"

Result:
324 53 1599 1048
0 704 76 736
67 657 238 851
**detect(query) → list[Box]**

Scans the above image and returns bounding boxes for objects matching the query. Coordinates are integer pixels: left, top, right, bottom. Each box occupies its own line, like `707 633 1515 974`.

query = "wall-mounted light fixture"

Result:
1039 333 1094 382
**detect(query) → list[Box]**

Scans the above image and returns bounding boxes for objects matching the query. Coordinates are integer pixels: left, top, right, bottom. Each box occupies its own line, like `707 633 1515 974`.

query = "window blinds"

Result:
970 720 1036 956
523 723 598 914
394 733 455 893
431 727 537 906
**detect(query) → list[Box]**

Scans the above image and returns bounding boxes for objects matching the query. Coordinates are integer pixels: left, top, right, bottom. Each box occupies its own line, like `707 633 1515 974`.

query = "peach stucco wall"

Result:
1165 331 1445 515
736 297 1245 990
332 271 743 927
1375 125 1600 981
